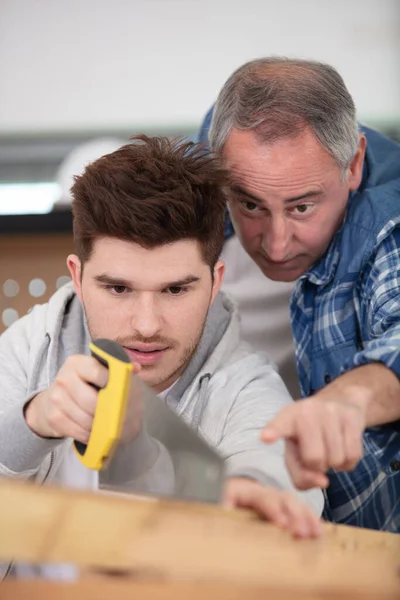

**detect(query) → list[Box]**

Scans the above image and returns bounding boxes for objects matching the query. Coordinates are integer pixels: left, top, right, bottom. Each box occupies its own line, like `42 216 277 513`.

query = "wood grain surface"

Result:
0 478 399 598
2 579 400 600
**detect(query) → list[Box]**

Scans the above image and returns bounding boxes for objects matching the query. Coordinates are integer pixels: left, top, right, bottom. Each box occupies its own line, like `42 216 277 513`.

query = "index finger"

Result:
66 355 109 389
261 408 298 443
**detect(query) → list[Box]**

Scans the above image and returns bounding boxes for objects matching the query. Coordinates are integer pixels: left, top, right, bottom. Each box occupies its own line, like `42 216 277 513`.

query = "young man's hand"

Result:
261 396 365 490
25 355 109 442
223 477 322 538
25 355 143 443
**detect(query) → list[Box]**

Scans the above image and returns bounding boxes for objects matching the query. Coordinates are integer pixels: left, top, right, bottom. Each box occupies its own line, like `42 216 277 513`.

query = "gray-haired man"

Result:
199 57 400 532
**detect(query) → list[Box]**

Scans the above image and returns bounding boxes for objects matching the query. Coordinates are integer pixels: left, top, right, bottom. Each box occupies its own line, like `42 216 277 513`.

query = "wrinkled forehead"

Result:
222 128 341 193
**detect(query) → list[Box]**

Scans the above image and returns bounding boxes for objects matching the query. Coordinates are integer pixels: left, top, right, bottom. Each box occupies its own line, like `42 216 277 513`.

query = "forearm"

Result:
318 363 400 427
225 455 284 489
0 395 61 476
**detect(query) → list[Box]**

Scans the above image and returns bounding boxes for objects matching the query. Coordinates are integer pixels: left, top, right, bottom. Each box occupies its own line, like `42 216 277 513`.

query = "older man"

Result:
200 57 400 532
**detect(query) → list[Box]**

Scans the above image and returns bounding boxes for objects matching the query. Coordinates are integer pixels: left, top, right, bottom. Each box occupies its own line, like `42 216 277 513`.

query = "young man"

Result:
0 136 322 544
202 57 400 531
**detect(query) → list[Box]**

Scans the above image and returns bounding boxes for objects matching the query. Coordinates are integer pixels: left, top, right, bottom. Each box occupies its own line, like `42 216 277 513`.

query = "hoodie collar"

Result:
165 292 234 410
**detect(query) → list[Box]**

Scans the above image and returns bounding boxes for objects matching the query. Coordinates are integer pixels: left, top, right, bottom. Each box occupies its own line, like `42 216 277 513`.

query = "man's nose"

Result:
131 294 162 338
261 217 292 262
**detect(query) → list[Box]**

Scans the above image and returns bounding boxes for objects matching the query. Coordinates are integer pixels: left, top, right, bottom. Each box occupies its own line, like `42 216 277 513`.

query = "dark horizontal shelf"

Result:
0 209 73 235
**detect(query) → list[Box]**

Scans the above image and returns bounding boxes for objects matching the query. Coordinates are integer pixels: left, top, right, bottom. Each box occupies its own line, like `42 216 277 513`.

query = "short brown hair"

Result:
71 135 228 267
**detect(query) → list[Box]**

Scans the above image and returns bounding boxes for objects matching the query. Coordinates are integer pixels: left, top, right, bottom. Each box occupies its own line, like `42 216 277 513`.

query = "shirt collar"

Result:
299 226 343 287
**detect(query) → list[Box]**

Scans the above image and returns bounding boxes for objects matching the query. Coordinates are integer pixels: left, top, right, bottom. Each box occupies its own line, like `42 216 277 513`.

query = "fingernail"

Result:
295 523 309 538
311 524 322 538
278 516 288 528
261 429 276 441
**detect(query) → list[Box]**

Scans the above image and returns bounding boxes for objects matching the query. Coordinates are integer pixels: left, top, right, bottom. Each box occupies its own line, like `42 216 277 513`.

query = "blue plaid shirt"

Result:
291 127 400 532
198 106 400 531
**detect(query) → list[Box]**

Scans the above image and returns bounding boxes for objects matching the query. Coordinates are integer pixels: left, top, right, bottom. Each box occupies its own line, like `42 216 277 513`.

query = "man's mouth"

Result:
268 259 297 267
260 253 300 269
123 345 169 366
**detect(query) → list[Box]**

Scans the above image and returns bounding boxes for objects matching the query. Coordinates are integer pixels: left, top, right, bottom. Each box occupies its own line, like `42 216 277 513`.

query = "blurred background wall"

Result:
0 0 399 212
0 0 399 331
1 0 399 137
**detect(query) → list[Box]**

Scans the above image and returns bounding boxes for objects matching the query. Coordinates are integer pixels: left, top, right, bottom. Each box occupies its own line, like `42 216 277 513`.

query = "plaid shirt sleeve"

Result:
347 224 400 377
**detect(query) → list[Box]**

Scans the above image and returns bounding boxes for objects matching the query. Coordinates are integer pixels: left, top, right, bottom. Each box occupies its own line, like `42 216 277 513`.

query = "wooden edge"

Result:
2 579 400 600
0 478 399 596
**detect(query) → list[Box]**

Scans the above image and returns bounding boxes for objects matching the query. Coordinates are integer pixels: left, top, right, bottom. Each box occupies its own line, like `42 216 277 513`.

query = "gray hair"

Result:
209 57 360 172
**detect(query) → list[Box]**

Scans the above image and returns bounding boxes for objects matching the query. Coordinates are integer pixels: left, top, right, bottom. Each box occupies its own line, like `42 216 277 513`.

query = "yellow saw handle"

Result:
73 339 133 470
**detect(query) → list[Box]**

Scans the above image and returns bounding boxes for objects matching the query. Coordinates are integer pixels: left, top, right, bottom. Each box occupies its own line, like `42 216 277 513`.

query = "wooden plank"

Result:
0 479 399 596
2 580 400 600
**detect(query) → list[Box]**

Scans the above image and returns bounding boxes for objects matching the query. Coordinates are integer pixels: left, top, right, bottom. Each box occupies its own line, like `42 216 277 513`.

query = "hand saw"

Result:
73 339 225 503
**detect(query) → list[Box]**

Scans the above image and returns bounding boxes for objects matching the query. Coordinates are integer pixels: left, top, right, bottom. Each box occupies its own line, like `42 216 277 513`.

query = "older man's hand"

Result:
261 396 366 490
223 477 322 539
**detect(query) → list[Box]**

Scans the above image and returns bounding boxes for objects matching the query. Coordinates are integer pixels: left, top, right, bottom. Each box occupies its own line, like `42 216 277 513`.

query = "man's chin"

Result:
256 258 307 283
136 358 190 394
263 270 299 283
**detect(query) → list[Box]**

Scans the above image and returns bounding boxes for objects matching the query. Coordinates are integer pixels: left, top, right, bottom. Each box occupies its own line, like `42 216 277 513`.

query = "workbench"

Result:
0 479 399 599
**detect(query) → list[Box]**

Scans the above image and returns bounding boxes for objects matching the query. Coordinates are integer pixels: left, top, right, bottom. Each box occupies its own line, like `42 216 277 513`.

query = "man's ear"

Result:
210 259 225 305
347 134 366 192
67 254 83 302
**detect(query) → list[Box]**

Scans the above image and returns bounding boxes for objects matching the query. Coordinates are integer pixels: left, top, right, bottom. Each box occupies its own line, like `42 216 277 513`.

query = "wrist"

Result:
316 380 370 420
24 398 36 430
341 384 371 414
24 392 47 438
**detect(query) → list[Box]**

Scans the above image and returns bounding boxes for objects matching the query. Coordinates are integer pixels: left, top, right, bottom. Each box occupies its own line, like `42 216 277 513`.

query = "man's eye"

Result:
292 203 313 215
107 285 127 295
166 286 186 296
240 200 259 211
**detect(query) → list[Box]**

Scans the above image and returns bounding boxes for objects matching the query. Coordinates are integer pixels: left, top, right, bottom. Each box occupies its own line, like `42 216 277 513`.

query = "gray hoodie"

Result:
0 283 323 514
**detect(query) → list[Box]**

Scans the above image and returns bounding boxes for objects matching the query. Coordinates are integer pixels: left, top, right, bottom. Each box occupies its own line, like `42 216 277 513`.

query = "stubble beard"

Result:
84 311 208 392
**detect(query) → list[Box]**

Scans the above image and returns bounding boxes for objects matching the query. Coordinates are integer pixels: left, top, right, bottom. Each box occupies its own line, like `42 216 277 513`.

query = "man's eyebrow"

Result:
283 190 321 204
94 273 200 288
232 185 321 205
94 274 133 287
232 186 263 203
162 276 201 288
